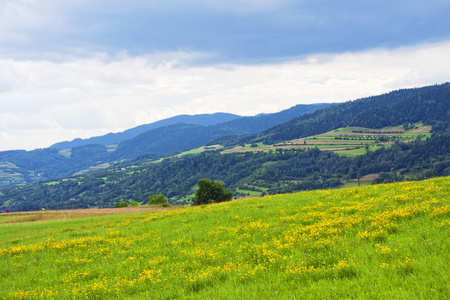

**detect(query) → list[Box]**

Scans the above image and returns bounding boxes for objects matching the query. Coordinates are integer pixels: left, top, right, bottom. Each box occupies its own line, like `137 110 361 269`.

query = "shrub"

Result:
148 194 168 206
114 200 128 208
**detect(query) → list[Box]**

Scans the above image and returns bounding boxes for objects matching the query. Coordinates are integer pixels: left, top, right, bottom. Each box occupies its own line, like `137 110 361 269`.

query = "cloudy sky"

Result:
1 0 450 151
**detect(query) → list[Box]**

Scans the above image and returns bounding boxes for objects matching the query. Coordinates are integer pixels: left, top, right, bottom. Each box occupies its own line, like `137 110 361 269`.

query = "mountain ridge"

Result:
250 83 450 145
50 112 242 150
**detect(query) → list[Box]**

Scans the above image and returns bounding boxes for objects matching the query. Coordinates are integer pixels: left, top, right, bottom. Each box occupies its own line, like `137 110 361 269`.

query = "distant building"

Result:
69 198 76 201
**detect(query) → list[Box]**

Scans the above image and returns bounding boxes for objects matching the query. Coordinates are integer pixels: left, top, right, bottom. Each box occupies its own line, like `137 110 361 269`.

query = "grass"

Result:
1 176 450 299
58 149 72 158
43 181 60 186
234 188 262 197
340 181 374 188
220 124 432 158
0 207 172 226
178 145 224 156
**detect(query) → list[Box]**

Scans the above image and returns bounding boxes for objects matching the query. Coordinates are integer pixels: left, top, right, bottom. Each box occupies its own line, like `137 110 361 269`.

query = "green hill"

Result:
248 82 450 145
1 176 449 299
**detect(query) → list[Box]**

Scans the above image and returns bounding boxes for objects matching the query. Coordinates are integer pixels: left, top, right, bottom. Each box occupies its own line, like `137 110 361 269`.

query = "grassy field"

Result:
0 207 173 225
220 123 432 158
1 177 449 299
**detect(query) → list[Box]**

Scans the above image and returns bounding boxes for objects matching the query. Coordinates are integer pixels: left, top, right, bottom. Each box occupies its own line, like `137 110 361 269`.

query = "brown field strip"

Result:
0 206 175 224
410 125 432 133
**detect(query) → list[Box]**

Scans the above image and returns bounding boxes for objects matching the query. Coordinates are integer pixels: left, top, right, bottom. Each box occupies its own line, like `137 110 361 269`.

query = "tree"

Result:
192 178 233 205
114 199 128 208
129 200 139 207
148 194 168 205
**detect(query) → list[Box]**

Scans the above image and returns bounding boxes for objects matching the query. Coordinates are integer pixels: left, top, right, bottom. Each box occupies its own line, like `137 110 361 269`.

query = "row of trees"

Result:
114 181 232 207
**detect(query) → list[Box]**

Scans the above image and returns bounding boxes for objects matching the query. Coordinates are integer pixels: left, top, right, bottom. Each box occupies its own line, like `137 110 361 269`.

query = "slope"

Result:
252 82 450 145
1 177 449 299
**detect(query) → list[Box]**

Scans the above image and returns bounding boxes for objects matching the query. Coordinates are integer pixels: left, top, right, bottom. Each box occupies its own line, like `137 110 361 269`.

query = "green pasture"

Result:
334 144 385 157
234 188 262 197
43 181 60 186
1 177 450 299
58 149 72 158
178 145 224 156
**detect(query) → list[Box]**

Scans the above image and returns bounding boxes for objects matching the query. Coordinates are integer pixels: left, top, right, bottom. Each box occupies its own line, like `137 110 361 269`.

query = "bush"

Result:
192 178 233 206
114 200 128 208
148 194 168 206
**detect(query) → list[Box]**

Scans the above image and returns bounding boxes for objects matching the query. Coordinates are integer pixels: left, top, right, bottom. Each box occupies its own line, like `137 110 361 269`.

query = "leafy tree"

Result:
192 178 233 205
114 200 129 208
148 194 168 205
129 200 139 207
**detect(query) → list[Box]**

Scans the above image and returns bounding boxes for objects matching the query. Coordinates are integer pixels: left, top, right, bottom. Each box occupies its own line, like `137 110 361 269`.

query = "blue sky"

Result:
1 0 450 150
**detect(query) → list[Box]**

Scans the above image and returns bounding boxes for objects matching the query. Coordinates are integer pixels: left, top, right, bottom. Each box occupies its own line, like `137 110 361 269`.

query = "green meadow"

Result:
1 176 450 299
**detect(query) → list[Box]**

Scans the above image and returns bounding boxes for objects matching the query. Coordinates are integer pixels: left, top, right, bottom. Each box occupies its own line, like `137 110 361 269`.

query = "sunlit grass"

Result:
1 177 450 299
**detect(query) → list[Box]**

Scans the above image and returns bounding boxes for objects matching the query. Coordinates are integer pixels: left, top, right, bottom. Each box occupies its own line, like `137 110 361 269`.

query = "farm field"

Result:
1 176 449 299
0 206 173 225
221 123 432 157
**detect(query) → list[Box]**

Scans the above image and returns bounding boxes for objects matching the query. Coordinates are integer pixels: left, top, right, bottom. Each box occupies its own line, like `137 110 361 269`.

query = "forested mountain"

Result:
2 133 450 212
0 103 331 186
50 103 332 151
249 83 450 145
112 103 332 158
50 113 242 150
0 145 113 180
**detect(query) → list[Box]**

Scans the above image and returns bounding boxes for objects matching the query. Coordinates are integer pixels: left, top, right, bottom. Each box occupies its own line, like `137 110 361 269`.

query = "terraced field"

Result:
221 123 432 157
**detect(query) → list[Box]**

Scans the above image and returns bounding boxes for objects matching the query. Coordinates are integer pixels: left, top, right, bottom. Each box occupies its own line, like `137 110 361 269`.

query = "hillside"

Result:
248 83 450 145
1 177 449 299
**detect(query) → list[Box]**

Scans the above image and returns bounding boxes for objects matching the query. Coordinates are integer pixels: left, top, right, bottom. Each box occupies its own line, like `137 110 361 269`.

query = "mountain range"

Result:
1 82 450 211
50 112 242 150
0 103 331 187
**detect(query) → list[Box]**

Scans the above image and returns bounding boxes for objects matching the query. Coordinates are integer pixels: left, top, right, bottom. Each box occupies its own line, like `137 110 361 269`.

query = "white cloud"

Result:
0 41 450 151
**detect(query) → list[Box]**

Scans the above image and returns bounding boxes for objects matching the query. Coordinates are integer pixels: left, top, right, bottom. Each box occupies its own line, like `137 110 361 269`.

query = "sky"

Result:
1 0 450 151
